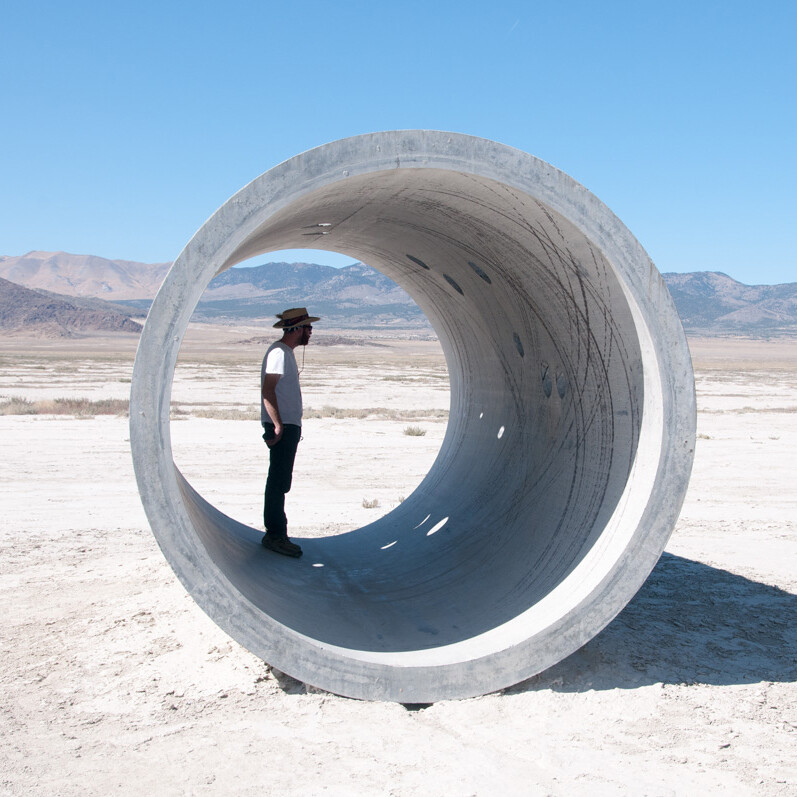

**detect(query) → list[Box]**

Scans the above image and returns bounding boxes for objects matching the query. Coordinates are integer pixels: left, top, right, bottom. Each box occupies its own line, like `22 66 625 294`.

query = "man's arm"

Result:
261 372 283 445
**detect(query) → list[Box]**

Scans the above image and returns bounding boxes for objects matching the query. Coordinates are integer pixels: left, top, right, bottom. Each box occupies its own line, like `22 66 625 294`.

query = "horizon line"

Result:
1 249 792 287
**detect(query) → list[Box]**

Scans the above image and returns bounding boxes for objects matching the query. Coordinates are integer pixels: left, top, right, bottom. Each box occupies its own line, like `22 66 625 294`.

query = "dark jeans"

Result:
263 423 301 538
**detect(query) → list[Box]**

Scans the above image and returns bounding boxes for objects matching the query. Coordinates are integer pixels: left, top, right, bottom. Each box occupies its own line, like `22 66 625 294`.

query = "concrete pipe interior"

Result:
130 131 695 702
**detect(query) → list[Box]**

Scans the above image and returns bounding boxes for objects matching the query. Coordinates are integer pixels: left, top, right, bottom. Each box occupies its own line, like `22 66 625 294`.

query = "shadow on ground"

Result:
267 553 796 698
511 553 797 694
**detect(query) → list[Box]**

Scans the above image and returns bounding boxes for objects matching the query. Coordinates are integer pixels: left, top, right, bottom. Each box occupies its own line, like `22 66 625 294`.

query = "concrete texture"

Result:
130 131 695 702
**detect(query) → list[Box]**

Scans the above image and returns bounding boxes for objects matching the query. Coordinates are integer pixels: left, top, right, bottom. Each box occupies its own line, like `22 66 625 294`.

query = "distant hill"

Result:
192 261 427 328
0 277 143 337
0 251 170 300
662 271 797 336
2 251 795 336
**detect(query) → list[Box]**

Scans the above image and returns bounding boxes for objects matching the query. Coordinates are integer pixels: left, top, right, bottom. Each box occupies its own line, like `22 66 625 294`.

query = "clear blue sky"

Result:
2 1 795 284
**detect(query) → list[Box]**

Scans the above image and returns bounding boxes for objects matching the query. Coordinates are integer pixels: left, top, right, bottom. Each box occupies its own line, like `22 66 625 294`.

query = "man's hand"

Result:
267 423 284 447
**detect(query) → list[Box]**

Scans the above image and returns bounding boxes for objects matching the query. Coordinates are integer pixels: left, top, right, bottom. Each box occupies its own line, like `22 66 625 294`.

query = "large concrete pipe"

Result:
130 131 695 702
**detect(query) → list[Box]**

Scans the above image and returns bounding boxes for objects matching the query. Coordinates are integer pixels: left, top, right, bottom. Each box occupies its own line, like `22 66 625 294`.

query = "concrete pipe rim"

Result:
130 130 696 702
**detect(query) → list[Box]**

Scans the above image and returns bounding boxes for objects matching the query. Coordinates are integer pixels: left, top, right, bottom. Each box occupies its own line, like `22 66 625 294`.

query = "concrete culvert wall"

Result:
130 131 695 702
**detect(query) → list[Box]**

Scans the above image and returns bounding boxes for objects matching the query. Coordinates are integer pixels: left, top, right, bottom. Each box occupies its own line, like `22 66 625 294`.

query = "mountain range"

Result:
0 276 143 337
0 251 170 300
1 251 795 337
661 271 797 335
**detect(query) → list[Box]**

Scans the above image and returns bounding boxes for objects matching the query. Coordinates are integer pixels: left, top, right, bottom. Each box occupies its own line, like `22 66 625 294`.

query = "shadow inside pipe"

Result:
508 553 797 694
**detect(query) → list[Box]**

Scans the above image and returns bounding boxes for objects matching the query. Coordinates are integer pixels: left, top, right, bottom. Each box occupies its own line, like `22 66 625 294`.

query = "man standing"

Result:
260 307 319 557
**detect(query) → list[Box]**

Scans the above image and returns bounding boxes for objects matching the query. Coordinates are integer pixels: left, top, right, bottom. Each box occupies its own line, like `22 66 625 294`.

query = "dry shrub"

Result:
0 396 129 417
304 406 447 421
187 408 257 421
0 397 37 415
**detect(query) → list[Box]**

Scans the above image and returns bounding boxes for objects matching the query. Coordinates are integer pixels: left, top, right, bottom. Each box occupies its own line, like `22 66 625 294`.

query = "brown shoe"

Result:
262 534 303 558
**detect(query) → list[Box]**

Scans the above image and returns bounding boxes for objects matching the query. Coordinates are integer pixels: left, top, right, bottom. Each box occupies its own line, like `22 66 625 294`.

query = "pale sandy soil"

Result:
0 328 795 795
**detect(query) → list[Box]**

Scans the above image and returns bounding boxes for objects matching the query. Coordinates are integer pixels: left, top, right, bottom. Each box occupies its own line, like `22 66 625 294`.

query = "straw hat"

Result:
273 307 321 329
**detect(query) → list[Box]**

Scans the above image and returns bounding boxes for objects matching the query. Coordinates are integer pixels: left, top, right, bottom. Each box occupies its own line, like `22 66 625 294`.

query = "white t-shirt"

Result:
261 342 302 426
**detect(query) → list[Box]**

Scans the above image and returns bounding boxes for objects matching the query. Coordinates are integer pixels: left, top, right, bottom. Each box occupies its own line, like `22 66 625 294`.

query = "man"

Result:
260 307 320 557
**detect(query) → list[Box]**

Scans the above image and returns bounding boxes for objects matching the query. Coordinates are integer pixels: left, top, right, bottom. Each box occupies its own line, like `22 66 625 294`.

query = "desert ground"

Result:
1 327 795 795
